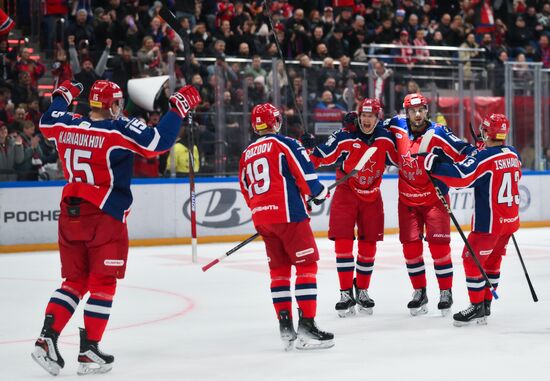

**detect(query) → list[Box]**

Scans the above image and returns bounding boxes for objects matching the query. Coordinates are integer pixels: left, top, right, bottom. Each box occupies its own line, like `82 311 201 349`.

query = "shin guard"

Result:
356 241 376 289
295 263 318 319
84 274 116 342
270 265 292 319
45 278 88 334
403 241 426 289
335 239 354 290
429 242 453 290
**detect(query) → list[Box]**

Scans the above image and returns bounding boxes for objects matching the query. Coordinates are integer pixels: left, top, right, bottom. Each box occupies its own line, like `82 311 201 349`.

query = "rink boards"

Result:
1 173 549 249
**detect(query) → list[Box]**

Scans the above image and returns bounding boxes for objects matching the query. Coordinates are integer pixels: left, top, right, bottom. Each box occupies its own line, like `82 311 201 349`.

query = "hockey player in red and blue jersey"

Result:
31 80 201 376
387 93 476 316
309 98 397 317
239 103 334 351
420 114 521 326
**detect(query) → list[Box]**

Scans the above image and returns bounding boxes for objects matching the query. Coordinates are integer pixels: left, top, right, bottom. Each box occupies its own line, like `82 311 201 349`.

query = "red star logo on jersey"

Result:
401 151 417 168
362 159 377 173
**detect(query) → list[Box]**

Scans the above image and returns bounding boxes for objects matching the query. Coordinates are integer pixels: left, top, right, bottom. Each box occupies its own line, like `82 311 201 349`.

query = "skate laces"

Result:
461 304 476 316
358 289 371 302
340 290 353 302
411 289 423 301
440 290 451 302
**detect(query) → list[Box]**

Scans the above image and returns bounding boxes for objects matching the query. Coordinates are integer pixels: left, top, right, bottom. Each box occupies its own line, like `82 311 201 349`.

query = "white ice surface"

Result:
1 229 549 380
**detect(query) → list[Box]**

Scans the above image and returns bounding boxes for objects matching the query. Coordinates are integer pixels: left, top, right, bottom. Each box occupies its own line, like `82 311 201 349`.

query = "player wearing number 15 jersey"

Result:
421 113 521 326
32 80 201 376
239 103 334 351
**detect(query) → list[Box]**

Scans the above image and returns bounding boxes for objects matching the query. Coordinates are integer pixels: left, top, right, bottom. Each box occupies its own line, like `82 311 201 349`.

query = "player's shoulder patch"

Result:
78 121 91 129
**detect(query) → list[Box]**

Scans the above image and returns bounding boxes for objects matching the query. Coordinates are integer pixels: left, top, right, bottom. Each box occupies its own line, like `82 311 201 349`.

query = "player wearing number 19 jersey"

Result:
422 114 521 326
32 80 201 376
239 103 334 351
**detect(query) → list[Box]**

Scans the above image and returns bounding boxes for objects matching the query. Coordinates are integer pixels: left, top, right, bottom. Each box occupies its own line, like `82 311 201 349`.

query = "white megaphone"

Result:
127 75 169 111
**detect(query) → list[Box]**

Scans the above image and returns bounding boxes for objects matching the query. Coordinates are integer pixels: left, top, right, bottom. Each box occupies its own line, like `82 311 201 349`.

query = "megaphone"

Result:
127 75 169 111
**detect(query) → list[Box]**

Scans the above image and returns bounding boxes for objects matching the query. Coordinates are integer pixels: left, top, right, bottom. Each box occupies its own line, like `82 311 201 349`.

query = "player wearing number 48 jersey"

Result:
239 103 334 351
32 79 201 376
419 114 521 326
307 99 397 317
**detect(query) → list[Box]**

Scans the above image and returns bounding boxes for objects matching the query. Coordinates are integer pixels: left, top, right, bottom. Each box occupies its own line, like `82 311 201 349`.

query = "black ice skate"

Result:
335 288 356 318
453 303 487 327
437 289 453 316
296 309 335 350
77 328 114 375
354 279 375 315
484 299 492 316
31 314 65 376
407 288 428 316
278 310 297 351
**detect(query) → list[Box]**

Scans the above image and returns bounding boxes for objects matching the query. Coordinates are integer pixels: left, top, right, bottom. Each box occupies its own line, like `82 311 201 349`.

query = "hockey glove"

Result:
52 80 83 104
300 133 316 150
413 152 441 173
342 111 358 132
169 85 202 119
311 184 330 205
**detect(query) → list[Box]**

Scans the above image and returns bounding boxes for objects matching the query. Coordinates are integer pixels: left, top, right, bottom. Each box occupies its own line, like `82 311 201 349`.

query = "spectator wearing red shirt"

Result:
42 0 69 52
15 47 46 88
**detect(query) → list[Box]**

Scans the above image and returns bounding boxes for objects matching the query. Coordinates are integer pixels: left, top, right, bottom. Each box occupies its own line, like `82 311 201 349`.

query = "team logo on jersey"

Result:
400 151 417 169
182 188 252 228
353 143 361 149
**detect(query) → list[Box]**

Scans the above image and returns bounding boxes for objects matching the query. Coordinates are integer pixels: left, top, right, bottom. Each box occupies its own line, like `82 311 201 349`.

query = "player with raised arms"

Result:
31 79 201 375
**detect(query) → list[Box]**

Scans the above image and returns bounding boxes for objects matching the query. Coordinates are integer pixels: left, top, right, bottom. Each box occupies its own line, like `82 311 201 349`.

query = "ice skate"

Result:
407 288 428 316
295 310 334 350
453 303 487 327
335 288 356 318
354 279 374 315
278 310 297 351
31 315 65 376
437 289 453 316
77 328 114 375
484 299 492 316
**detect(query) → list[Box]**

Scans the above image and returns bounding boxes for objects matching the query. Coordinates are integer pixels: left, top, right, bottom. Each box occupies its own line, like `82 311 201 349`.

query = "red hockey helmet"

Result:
357 98 381 116
251 103 282 133
89 80 124 112
403 93 427 110
480 113 509 141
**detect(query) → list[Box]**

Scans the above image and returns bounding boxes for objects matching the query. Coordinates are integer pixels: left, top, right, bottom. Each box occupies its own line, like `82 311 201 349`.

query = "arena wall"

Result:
1 173 549 251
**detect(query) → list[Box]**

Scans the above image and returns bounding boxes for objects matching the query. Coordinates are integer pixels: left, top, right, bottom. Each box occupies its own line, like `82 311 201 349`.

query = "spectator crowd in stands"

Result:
1 0 550 179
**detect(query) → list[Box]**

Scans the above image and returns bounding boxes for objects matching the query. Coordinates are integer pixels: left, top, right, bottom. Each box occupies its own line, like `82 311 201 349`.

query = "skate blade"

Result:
357 306 374 315
77 362 113 376
439 308 451 317
453 317 487 327
295 337 335 350
409 305 428 316
336 307 356 318
31 348 61 376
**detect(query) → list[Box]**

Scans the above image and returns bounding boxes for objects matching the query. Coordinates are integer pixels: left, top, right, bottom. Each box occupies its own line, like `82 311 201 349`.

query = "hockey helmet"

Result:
89 80 124 116
403 93 427 110
357 98 381 117
251 103 282 133
480 113 509 141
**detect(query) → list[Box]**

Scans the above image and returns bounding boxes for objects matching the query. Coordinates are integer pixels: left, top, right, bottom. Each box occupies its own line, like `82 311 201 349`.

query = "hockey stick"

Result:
187 114 198 263
263 0 307 133
469 124 538 302
201 146 378 272
511 235 538 302
418 129 498 299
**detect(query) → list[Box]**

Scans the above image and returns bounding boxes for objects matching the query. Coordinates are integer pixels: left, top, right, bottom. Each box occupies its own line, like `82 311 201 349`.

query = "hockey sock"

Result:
295 263 318 319
270 265 292 319
463 257 486 304
403 241 426 289
45 278 88 334
429 242 453 290
484 254 502 301
335 239 354 290
83 274 116 342
356 241 376 289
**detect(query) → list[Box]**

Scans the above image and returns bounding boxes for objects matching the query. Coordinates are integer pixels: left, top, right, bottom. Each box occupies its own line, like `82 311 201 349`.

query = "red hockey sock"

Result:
45 278 88 334
484 253 502 301
83 274 116 342
295 263 318 319
403 241 426 289
335 239 354 290
463 257 486 304
356 241 376 289
429 242 453 290
270 265 292 319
